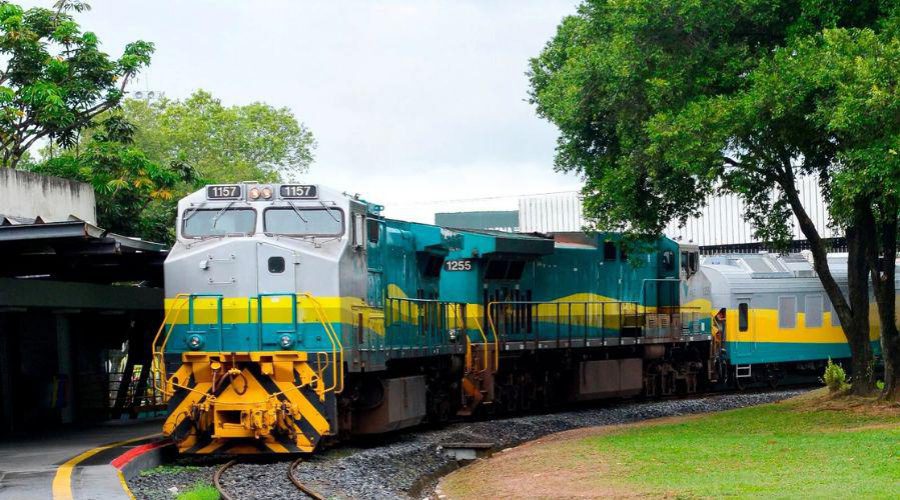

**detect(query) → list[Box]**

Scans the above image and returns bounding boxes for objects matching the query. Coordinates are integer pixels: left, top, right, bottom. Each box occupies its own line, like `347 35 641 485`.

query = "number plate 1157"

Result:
207 185 241 199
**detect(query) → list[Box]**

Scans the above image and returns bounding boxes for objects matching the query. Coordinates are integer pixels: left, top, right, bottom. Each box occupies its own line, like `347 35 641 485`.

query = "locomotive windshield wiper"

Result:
183 202 207 222
286 201 309 223
211 201 235 228
319 201 340 223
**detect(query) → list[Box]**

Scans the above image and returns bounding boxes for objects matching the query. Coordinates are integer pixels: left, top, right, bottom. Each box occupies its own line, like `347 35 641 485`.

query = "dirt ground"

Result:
435 390 900 499
436 416 694 499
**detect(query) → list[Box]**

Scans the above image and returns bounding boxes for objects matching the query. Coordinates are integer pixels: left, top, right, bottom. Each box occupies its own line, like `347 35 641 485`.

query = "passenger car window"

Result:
182 208 256 237
264 208 343 236
738 303 748 332
805 295 823 328
778 296 797 329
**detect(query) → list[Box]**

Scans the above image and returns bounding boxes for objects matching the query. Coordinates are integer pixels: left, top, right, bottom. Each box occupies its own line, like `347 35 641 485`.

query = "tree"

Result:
116 90 315 183
529 1 898 396
0 0 153 168
32 115 198 243
814 24 900 399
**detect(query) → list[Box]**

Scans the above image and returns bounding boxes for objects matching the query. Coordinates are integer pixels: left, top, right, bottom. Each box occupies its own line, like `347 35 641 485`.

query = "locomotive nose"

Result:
164 239 306 354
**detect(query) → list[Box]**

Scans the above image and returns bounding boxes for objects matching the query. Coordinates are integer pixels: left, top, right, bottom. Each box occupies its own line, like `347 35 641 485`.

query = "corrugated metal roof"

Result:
0 218 168 284
516 176 837 246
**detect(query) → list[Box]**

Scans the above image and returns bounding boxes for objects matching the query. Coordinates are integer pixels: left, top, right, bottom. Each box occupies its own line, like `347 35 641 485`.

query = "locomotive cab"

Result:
157 183 369 453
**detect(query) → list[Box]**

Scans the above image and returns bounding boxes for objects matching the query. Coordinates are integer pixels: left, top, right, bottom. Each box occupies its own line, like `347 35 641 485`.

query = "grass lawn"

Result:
440 391 900 499
175 483 219 500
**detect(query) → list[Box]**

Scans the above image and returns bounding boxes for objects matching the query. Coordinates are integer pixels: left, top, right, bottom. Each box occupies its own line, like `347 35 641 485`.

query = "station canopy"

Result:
0 215 167 285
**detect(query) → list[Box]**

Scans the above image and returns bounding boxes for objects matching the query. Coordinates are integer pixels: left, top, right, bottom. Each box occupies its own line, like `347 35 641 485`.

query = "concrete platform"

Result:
0 419 164 500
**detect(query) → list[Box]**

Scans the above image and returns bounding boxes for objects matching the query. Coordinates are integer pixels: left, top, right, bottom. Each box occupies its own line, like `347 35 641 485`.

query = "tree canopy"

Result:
30 89 317 244
529 0 900 396
0 0 153 168
118 90 315 183
31 115 198 243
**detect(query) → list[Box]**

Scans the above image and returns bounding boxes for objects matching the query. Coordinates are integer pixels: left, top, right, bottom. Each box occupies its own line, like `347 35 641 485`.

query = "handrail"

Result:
463 326 473 372
296 293 344 394
470 311 492 373
488 299 649 344
150 293 191 399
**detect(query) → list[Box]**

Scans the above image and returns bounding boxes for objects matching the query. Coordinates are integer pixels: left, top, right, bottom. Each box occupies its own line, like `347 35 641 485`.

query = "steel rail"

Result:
215 457 326 500
213 459 238 500
289 457 327 500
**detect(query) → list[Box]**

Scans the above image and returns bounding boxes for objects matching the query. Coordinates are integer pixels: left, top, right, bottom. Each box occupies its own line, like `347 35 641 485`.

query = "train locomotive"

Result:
153 182 885 455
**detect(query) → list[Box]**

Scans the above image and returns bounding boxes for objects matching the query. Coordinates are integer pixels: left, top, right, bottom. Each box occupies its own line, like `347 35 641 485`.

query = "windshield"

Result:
264 207 344 236
182 208 256 237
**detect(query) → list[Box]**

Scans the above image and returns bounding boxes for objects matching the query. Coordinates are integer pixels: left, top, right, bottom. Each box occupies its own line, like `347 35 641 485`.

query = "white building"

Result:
518 176 838 245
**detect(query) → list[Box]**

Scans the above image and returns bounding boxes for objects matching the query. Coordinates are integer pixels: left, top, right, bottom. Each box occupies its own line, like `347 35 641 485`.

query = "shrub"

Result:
823 358 849 392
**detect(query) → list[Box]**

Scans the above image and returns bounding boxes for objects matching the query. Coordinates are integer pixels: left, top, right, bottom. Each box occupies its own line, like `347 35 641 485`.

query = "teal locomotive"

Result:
153 183 878 454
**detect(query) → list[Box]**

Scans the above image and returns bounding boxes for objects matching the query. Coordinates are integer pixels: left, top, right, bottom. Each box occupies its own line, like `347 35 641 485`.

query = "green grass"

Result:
176 483 219 500
139 464 203 476
579 398 900 498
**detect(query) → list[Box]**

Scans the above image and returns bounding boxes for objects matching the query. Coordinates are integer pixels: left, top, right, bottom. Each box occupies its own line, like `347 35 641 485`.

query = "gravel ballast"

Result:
129 390 806 499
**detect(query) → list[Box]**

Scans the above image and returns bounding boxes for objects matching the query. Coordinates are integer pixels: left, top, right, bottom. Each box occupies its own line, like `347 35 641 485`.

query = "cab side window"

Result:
367 218 380 244
661 250 675 271
681 251 699 277
603 241 616 260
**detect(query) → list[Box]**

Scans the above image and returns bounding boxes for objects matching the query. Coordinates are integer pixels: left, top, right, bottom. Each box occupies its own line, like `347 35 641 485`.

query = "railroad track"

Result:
214 458 326 500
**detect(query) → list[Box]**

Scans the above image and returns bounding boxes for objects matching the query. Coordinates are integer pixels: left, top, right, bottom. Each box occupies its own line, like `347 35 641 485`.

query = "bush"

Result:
823 358 849 392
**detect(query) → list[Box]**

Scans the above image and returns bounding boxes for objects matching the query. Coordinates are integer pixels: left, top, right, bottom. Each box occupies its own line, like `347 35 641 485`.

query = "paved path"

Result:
0 419 161 500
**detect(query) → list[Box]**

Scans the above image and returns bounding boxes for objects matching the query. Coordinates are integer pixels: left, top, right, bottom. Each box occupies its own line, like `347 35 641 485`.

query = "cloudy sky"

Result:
26 0 583 222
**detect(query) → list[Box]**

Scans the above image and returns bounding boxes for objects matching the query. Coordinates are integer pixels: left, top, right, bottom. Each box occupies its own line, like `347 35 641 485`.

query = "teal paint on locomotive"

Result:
437 230 697 343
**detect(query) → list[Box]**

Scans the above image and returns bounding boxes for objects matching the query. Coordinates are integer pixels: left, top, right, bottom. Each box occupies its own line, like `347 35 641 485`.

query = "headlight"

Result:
280 334 294 349
249 187 261 200
448 329 458 342
187 334 204 350
261 186 273 199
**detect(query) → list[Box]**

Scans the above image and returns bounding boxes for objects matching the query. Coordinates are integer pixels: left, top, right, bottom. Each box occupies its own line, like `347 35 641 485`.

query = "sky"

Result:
22 0 584 222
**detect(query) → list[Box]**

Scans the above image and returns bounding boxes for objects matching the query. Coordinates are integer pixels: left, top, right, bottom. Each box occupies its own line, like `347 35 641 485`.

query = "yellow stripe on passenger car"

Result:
727 308 880 344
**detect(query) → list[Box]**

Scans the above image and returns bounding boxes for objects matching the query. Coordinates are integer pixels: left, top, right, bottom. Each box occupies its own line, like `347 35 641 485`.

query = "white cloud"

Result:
21 0 582 221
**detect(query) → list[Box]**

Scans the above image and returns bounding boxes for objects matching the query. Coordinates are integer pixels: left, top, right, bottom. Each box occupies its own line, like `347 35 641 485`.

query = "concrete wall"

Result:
0 169 96 223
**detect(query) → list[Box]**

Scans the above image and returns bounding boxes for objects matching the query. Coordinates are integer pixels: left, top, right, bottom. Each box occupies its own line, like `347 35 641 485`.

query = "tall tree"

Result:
815 23 900 399
116 90 315 183
0 0 153 168
529 1 898 396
